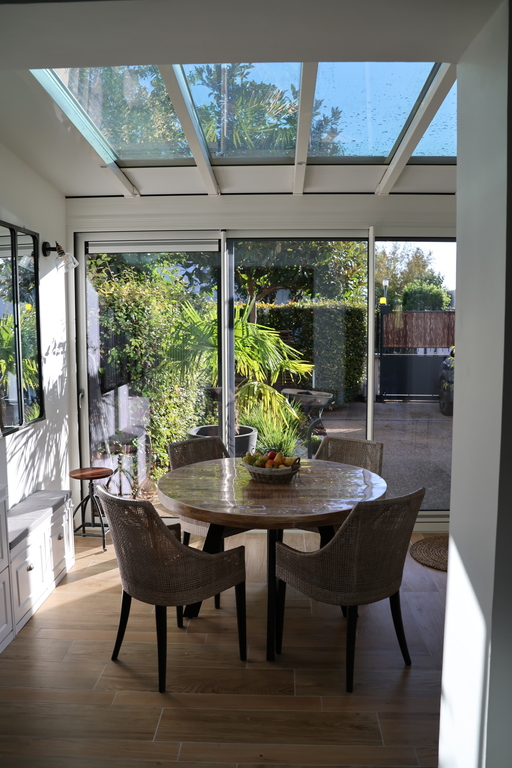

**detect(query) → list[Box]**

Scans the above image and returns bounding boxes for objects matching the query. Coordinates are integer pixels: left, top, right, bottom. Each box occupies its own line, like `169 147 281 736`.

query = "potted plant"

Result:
174 301 313 454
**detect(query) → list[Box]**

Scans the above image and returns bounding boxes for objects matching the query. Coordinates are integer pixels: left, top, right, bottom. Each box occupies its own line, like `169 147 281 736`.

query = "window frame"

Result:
0 219 44 433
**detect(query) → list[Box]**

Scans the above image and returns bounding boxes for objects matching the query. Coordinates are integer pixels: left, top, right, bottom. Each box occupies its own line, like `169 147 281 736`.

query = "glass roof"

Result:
413 82 457 157
31 62 456 175
52 66 193 164
182 63 301 162
309 62 436 159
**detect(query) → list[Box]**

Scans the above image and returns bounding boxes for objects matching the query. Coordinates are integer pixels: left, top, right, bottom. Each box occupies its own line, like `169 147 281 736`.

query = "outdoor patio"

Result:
320 401 452 510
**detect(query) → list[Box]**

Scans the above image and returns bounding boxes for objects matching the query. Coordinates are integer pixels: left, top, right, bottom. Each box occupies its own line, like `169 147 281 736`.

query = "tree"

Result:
231 240 367 321
376 243 448 308
186 63 343 157
402 280 451 311
66 63 343 160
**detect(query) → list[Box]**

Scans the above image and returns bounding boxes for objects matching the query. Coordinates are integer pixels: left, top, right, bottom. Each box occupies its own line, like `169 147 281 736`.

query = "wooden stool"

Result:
70 467 113 551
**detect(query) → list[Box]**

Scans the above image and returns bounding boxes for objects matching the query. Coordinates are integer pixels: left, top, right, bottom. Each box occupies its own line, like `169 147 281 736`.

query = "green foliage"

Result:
309 434 323 456
376 243 448 308
257 300 367 402
0 310 39 399
68 64 343 160
68 66 190 159
172 300 313 423
402 280 451 311
186 64 343 157
240 403 303 456
232 240 367 316
88 253 210 475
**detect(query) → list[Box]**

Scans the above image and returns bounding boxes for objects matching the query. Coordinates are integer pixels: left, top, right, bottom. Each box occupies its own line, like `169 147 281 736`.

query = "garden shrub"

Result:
256 300 366 402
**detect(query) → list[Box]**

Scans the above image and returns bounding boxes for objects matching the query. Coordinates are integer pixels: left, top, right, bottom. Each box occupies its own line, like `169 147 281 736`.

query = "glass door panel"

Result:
84 241 220 499
231 238 368 458
374 240 456 509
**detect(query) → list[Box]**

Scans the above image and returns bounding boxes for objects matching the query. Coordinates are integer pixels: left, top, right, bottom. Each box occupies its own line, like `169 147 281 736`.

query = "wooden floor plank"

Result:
0 530 446 766
180 742 420 765
157 708 382 746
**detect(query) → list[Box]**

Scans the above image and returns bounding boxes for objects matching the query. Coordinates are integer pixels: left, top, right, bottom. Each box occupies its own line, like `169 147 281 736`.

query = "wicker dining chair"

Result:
314 436 383 475
168 436 248 608
275 487 425 692
168 436 249 545
95 486 246 694
301 436 384 536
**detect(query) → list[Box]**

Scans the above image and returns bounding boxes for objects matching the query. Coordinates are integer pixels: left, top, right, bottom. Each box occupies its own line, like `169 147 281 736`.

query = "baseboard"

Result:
414 511 450 533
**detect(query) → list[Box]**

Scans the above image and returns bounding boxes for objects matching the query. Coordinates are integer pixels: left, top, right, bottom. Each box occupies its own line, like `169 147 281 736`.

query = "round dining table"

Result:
158 457 387 660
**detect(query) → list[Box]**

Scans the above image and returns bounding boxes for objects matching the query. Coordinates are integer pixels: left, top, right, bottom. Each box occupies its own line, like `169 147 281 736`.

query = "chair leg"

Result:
155 605 167 693
276 578 286 655
176 605 183 629
235 581 247 661
341 605 347 617
112 590 131 661
389 590 411 666
213 539 225 609
182 531 191 546
346 605 358 693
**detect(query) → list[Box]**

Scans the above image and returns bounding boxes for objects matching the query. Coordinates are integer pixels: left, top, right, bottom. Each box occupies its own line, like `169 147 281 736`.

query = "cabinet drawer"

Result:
0 567 13 646
0 498 7 572
11 535 48 625
50 513 67 579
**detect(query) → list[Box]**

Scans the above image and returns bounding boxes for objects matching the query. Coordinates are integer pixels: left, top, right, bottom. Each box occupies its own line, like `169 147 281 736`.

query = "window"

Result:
0 221 43 431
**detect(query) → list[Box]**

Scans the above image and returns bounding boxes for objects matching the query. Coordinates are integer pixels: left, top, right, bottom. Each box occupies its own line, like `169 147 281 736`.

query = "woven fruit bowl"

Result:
243 459 301 484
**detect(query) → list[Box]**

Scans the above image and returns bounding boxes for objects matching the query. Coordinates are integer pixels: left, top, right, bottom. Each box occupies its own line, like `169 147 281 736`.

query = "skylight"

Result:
30 61 457 190
309 62 437 159
182 63 301 163
413 81 457 157
51 66 193 164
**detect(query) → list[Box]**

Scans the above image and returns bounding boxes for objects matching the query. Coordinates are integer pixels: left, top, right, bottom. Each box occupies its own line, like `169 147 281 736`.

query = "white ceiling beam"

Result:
293 62 318 195
100 162 140 197
375 63 456 196
158 65 219 196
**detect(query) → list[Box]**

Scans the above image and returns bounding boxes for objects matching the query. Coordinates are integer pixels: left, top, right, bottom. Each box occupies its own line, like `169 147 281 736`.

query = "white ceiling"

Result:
0 0 499 200
0 0 501 69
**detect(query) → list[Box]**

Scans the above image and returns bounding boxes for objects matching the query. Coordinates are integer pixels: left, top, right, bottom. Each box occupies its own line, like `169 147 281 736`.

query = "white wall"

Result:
439 3 509 766
0 141 70 505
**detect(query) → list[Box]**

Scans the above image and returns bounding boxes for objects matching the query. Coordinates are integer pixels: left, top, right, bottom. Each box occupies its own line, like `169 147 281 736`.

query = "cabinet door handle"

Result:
27 563 35 571
57 533 64 540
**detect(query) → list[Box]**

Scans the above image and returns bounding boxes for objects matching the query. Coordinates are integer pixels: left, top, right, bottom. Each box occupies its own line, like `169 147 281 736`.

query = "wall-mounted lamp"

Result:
42 241 78 272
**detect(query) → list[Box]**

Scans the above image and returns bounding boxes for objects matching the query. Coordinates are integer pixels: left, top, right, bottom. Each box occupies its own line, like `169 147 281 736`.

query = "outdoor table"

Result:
157 457 387 660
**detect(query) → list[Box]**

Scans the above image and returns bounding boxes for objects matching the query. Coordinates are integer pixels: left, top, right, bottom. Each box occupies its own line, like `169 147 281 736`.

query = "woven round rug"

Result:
410 536 448 571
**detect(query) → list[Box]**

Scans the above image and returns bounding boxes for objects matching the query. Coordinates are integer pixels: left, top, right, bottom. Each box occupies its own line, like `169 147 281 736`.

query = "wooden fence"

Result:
383 310 455 348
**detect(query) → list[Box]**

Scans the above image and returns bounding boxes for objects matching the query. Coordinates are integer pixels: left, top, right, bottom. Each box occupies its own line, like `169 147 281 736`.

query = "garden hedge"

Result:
256 300 366 403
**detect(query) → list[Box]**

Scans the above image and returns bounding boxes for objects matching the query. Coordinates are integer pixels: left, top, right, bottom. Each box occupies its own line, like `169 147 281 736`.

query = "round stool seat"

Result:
70 467 113 481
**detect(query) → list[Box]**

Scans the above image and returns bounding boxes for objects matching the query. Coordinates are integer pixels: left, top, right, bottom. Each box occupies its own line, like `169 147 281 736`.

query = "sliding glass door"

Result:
76 231 455 516
230 238 368 459
78 233 221 501
373 240 456 511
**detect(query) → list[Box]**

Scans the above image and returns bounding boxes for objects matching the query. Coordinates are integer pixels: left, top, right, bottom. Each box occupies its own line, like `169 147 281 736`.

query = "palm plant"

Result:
172 300 313 426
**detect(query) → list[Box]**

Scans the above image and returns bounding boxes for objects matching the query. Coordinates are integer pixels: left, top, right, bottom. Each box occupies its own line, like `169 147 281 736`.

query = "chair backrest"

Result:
168 436 229 470
302 488 425 606
95 486 186 606
314 436 383 475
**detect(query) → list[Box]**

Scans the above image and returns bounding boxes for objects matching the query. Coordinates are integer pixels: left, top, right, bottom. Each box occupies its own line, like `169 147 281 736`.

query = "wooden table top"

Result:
157 458 387 530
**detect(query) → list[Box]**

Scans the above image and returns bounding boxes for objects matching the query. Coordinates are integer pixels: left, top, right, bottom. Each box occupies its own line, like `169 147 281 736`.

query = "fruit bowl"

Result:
243 459 301 484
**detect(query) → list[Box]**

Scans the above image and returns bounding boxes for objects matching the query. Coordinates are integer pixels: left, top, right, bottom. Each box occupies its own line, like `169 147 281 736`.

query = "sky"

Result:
417 241 457 290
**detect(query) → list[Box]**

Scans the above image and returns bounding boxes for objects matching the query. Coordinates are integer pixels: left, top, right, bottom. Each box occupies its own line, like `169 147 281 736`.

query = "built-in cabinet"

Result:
0 489 74 652
0 488 13 651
